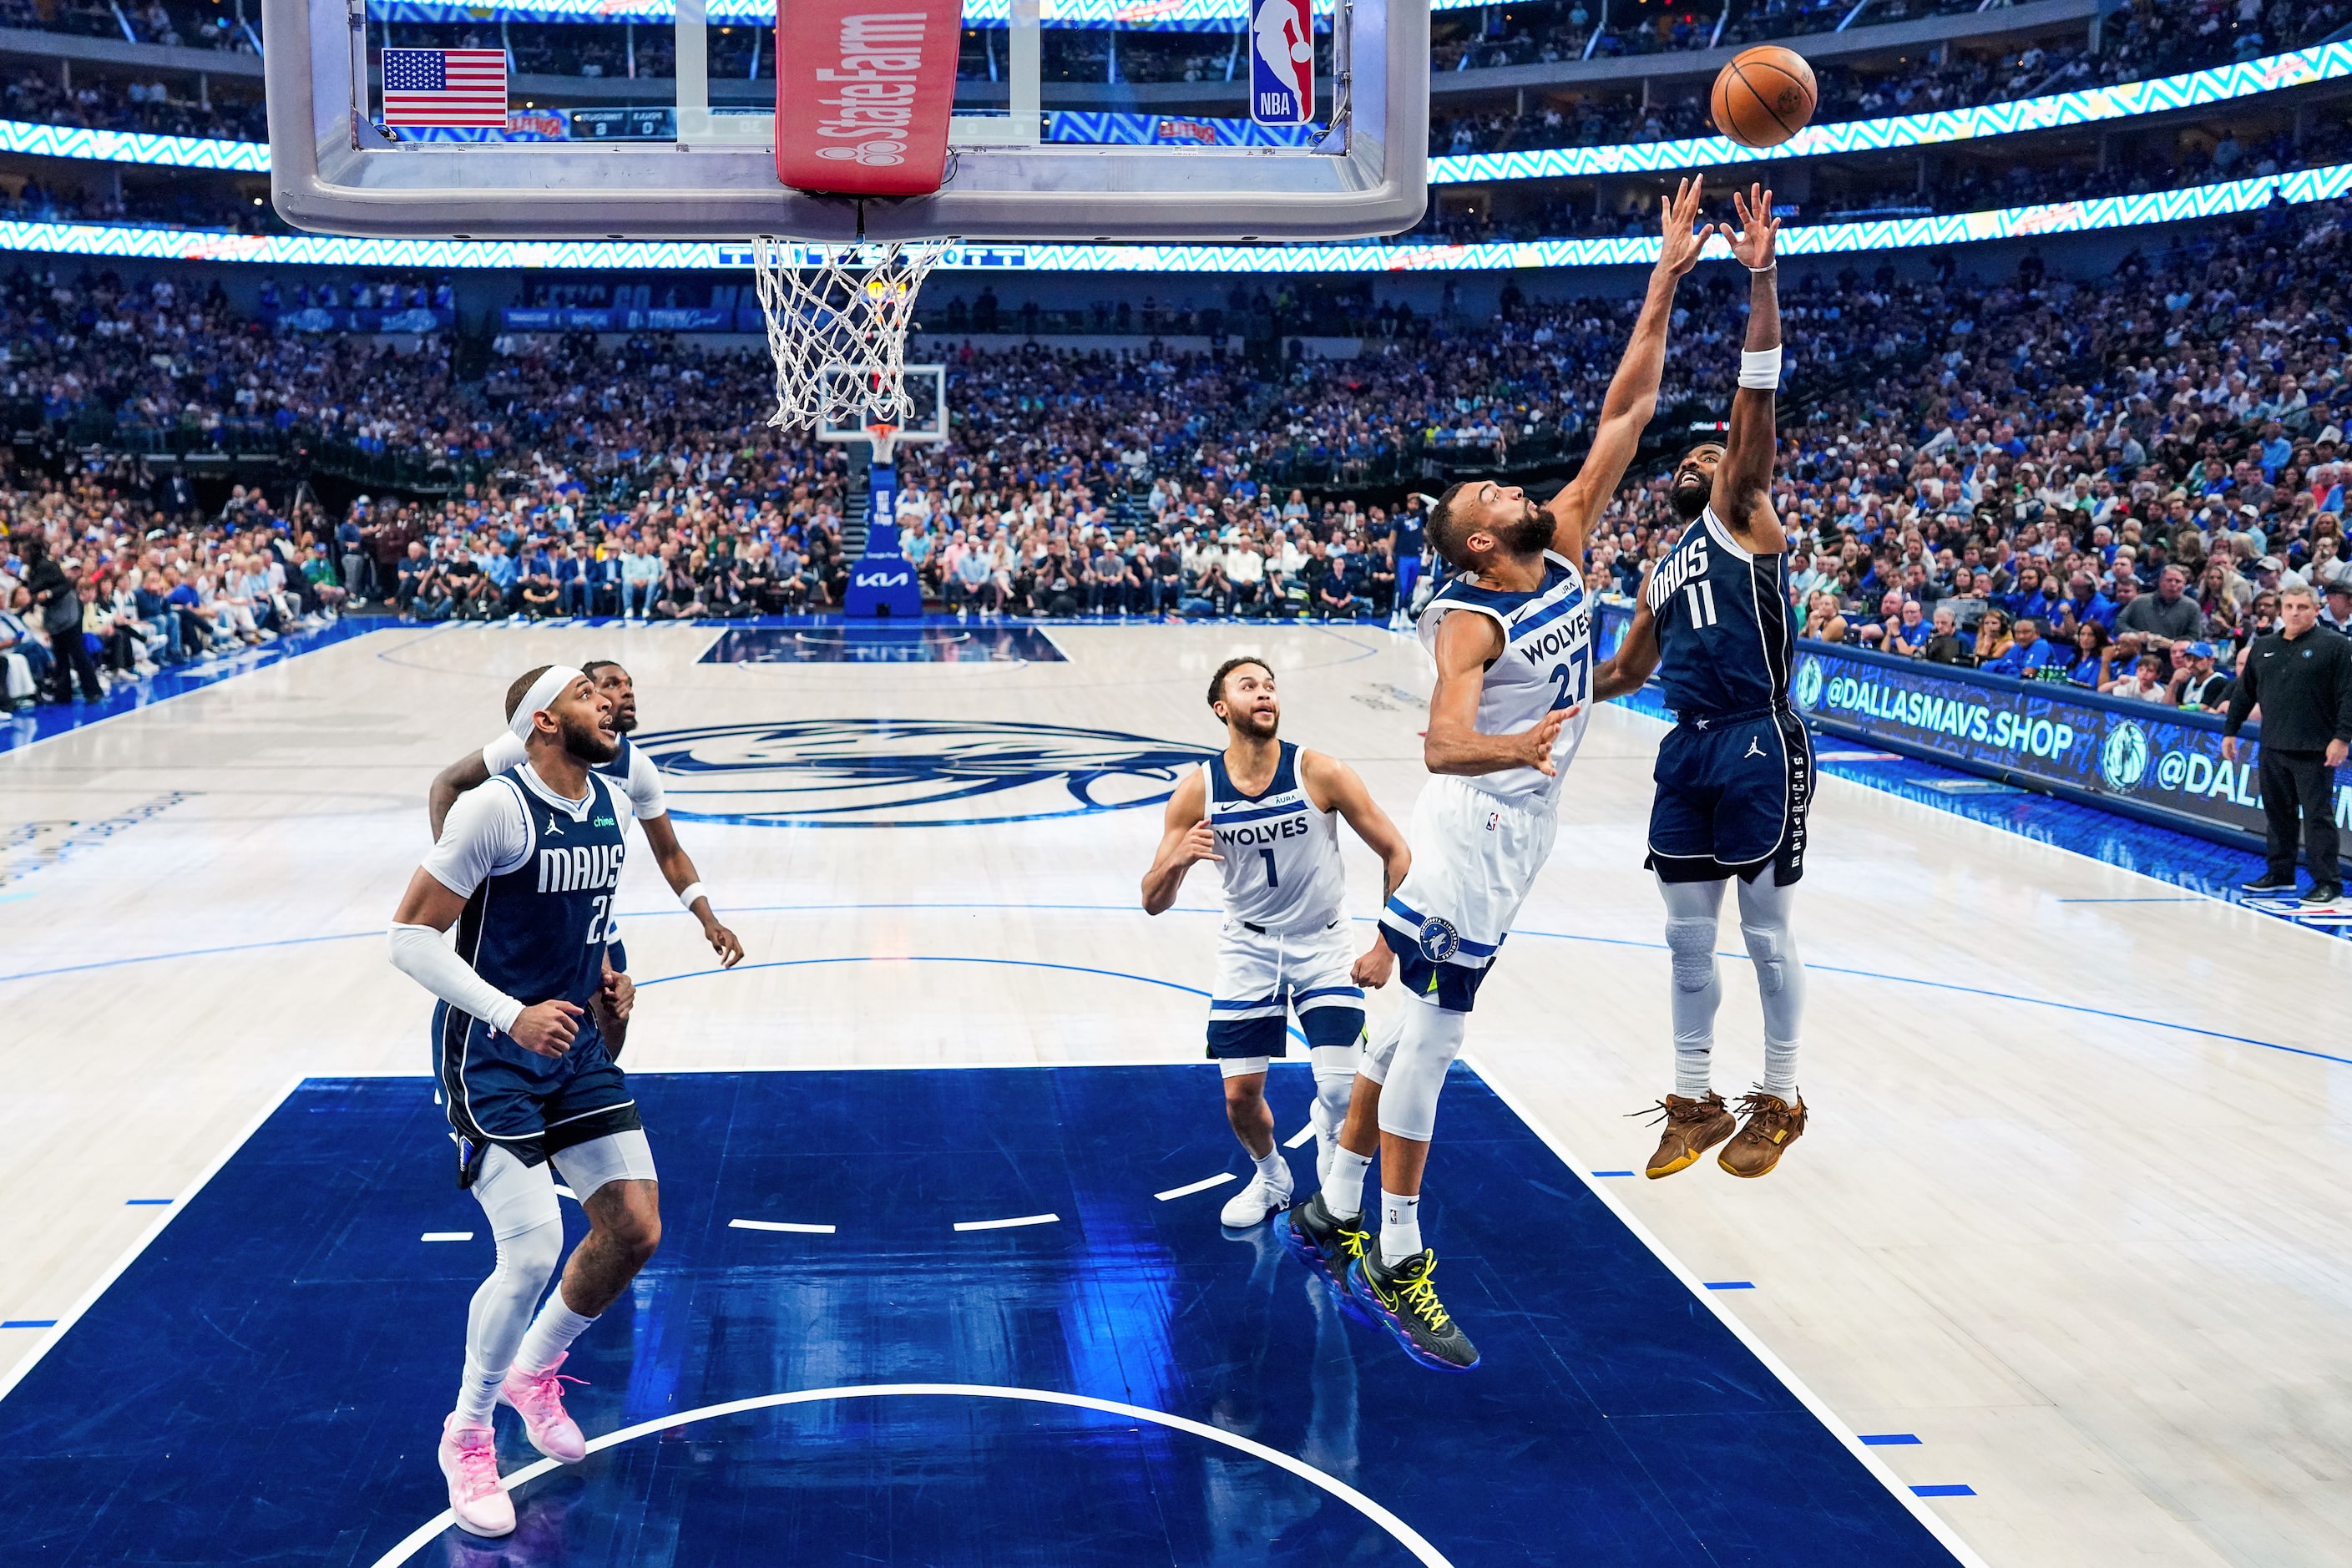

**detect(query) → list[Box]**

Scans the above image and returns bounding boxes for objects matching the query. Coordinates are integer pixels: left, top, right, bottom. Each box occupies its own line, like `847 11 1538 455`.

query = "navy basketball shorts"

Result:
1646 706 1814 886
1206 918 1367 1061
433 1001 643 1183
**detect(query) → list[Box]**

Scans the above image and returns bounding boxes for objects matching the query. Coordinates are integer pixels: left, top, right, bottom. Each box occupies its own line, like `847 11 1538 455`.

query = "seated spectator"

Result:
2066 621 2115 688
2170 641 2233 711
1889 598 1932 656
1923 605 1971 665
1854 589 1906 648
2103 651 2172 702
1973 608 2015 667
1316 554 1361 620
1801 589 1848 644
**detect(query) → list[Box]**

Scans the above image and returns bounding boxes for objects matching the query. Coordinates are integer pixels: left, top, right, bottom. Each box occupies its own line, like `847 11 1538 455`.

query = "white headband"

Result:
508 665 586 741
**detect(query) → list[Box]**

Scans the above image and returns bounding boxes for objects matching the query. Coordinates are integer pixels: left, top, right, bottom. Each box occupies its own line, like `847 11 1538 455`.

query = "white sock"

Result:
1323 1147 1372 1222
1378 1188 1422 1267
454 1360 505 1425
1253 1148 1291 1192
1761 1046 1798 1103
512 1285 598 1376
1675 1048 1713 1100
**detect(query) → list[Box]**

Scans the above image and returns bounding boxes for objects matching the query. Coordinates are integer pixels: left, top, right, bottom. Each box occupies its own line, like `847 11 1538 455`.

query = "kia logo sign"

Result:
1250 0 1313 126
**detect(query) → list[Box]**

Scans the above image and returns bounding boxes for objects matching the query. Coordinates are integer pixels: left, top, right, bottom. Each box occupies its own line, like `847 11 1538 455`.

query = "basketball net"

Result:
751 237 949 432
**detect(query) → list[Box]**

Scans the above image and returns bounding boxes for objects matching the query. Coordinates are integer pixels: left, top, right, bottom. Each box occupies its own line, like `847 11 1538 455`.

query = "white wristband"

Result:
677 880 708 912
1739 346 1783 390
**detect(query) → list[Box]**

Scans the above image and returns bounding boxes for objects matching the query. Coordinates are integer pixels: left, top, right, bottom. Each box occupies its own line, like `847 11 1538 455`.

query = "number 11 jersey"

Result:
1646 505 1793 719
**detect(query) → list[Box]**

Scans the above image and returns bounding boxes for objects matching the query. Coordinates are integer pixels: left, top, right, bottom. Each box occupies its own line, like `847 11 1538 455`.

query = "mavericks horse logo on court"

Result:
1418 915 1461 963
2100 720 2150 792
629 718 1217 827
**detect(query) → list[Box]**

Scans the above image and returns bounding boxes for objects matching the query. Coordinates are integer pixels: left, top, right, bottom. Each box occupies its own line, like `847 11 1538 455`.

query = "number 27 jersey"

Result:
1646 505 1793 719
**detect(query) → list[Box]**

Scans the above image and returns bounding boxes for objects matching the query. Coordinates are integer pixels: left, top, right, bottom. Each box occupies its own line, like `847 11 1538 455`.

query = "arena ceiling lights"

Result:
362 0 1464 27
18 41 2349 184
6 161 2349 271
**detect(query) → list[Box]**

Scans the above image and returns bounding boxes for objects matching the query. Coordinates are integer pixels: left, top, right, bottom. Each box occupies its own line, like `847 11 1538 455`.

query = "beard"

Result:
1233 706 1280 739
558 709 621 765
612 705 638 734
1500 503 1552 555
1669 475 1710 522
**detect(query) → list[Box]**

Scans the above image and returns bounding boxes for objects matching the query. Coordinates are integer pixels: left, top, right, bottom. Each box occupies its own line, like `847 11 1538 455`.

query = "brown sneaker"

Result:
1636 1093 1737 1179
1717 1090 1807 1178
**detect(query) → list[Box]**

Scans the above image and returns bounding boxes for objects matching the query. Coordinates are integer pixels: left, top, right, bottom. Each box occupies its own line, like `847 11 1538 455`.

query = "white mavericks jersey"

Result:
1417 550 1594 807
1202 741 1346 932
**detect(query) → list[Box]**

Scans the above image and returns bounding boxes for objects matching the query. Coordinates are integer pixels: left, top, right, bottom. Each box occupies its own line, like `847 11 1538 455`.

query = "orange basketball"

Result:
1711 45 1817 149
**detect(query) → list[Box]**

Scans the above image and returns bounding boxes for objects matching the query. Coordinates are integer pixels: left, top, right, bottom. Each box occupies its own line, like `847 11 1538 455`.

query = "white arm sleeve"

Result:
480 729 528 776
387 923 524 1033
625 746 668 820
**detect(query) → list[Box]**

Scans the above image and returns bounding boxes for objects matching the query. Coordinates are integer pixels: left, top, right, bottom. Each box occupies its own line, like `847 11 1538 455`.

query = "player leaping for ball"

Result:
1142 656 1411 1231
1596 185 1814 1181
1277 178 1707 1373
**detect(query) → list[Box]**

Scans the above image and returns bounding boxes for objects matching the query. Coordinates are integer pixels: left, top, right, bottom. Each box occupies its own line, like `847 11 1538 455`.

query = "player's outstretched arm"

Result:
1424 613 1571 776
426 749 493 840
1547 177 1707 564
1141 767 1216 916
1302 751 1412 897
1302 751 1412 989
1595 566 1663 701
639 813 744 968
1714 183 1788 554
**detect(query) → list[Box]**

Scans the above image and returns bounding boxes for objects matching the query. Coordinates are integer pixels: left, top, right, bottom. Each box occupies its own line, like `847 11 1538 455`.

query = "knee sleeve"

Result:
1735 877 1806 1044
1663 917 1720 993
1375 1002 1466 1144
1308 1044 1357 1126
1358 1007 1405 1088
464 1148 563 1375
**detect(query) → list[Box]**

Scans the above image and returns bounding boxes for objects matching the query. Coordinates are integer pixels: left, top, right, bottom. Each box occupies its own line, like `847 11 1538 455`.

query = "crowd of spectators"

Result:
0 66 267 144
9 195 2352 722
1 0 259 52
1435 0 2352 158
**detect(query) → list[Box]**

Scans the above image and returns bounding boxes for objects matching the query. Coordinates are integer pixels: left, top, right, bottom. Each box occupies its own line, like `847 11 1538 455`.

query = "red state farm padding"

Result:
775 0 962 197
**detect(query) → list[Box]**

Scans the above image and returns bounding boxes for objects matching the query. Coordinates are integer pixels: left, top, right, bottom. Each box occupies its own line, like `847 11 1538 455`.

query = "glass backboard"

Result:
262 0 1426 240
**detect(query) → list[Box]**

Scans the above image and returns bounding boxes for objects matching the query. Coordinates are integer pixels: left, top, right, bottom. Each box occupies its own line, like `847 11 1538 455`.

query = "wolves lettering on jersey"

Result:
1647 506 1793 717
1418 551 1593 805
1202 741 1345 932
453 771 630 1037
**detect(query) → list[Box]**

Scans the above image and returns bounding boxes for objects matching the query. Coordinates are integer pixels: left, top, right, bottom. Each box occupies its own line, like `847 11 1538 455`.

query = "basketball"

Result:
1711 45 1818 149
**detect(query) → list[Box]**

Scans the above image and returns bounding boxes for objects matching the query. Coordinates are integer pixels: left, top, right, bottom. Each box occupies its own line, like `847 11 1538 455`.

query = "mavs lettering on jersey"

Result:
453 771 628 1038
1418 551 1594 805
1646 506 1793 716
1204 741 1344 931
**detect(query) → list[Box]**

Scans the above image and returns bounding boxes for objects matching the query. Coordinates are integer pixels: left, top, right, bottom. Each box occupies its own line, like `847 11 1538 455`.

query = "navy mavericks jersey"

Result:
1646 506 1793 718
452 770 628 1039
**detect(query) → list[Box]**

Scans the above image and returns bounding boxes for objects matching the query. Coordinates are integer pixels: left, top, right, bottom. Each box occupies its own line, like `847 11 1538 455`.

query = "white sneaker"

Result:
1220 1171 1292 1228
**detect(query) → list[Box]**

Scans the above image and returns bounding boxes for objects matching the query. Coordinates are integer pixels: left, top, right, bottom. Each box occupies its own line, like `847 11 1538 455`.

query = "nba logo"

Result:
1250 0 1313 126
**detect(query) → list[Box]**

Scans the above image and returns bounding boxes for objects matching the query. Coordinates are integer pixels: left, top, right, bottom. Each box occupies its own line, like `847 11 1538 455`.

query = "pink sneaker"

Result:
498 1354 589 1464
438 1414 515 1538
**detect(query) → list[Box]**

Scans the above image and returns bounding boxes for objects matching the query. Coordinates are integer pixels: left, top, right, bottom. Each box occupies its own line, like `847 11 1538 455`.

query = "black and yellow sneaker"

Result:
1276 1192 1370 1293
1348 1248 1479 1373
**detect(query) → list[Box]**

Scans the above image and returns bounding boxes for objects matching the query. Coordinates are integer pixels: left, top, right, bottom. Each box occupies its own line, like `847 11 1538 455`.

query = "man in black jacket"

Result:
2224 584 2352 903
21 537 101 703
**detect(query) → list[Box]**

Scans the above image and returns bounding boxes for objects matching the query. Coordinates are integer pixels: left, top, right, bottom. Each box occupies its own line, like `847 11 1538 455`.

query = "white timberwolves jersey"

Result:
1417 551 1594 807
1202 741 1346 932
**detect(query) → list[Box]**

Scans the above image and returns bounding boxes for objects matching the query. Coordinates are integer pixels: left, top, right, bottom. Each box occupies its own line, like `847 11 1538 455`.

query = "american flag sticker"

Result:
382 48 508 128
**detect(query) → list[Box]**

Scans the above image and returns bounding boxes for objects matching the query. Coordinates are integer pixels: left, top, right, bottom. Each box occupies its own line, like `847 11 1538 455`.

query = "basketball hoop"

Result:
751 237 951 433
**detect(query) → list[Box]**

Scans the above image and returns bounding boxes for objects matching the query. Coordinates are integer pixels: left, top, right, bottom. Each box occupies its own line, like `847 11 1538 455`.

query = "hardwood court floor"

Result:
3 619 2347 1567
